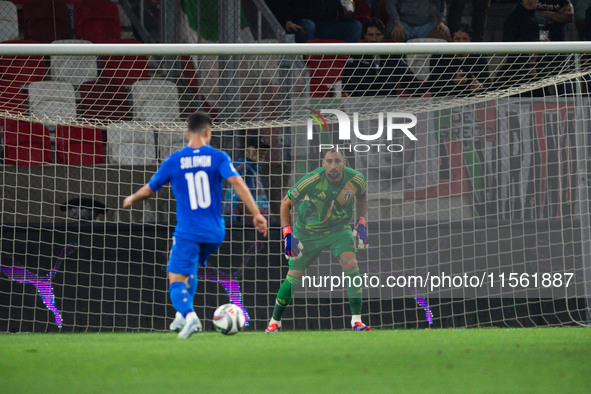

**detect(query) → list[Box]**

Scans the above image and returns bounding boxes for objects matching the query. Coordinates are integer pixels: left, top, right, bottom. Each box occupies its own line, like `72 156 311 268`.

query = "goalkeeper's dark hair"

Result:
187 111 213 133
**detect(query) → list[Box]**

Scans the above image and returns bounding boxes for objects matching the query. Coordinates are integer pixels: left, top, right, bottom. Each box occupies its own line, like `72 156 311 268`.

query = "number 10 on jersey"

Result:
185 171 211 209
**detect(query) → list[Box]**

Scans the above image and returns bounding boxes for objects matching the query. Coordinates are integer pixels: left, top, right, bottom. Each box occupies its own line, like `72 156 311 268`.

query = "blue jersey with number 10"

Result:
148 145 239 244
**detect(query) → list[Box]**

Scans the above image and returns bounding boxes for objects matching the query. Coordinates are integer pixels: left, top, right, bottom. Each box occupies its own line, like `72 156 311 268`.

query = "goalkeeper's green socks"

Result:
344 267 363 317
271 270 361 324
272 274 302 321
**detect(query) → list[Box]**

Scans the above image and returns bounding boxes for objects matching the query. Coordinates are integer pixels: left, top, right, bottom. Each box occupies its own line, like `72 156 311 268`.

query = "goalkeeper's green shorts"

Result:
289 228 357 271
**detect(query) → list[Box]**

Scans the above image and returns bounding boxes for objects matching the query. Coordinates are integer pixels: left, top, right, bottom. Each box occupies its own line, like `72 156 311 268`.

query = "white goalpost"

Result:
0 41 590 331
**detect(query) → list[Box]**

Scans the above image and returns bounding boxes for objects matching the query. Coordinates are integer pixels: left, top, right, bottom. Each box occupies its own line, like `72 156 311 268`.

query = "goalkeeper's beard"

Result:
327 170 341 181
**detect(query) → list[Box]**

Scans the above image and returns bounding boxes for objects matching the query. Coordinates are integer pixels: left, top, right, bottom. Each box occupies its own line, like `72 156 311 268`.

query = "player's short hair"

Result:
324 149 345 159
187 111 213 133
362 17 385 37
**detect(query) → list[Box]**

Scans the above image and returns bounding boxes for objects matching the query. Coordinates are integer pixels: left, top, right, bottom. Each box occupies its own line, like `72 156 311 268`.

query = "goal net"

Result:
0 42 590 332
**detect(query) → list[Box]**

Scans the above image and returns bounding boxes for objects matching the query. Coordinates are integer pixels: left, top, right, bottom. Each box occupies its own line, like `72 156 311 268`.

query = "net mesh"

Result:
0 48 589 130
0 43 590 331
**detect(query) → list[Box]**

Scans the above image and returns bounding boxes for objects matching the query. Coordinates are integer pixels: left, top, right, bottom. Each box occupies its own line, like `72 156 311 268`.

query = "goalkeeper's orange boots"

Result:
352 322 371 331
265 322 281 333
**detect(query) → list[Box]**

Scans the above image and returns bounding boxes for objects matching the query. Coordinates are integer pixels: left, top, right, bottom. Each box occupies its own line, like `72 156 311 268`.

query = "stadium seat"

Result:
28 80 76 123
73 0 121 43
100 40 148 85
0 1 19 42
130 79 180 124
107 122 157 165
181 56 199 96
0 40 42 115
22 0 71 43
77 79 131 122
304 39 348 98
55 124 105 165
2 118 51 165
180 56 218 119
50 39 98 86
157 128 187 159
0 78 26 114
0 40 47 85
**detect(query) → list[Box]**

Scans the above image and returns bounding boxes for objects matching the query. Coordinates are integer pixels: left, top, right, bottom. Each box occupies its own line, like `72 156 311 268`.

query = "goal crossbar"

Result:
0 42 591 56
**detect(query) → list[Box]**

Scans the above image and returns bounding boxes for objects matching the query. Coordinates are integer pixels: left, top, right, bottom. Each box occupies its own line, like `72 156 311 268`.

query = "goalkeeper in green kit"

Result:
266 150 371 332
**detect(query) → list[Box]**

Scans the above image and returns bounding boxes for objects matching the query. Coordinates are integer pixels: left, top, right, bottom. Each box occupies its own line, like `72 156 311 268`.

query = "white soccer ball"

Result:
212 303 245 335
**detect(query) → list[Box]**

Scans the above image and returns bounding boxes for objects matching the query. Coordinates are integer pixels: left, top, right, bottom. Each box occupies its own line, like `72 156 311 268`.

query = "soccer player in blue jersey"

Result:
123 112 268 339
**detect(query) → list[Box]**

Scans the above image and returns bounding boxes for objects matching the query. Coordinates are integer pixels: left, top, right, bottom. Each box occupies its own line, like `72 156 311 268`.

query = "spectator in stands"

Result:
223 135 271 224
572 0 591 38
503 0 545 42
447 0 491 42
265 0 362 43
385 0 451 42
428 24 490 97
497 0 548 96
537 0 574 41
342 18 428 97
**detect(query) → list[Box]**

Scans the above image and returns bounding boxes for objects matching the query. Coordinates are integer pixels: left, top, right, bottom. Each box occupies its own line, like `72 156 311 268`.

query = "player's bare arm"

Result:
122 184 154 208
356 194 368 219
227 175 268 237
280 195 293 227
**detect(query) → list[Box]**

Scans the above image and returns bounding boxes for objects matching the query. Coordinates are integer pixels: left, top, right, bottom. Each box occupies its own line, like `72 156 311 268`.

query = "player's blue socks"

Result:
187 272 197 299
169 281 194 317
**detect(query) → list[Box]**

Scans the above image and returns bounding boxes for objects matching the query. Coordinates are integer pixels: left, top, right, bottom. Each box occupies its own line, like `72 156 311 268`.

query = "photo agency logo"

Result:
306 108 418 152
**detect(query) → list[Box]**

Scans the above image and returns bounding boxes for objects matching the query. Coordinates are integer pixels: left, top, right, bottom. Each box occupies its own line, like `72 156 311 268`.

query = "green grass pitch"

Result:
1 327 589 393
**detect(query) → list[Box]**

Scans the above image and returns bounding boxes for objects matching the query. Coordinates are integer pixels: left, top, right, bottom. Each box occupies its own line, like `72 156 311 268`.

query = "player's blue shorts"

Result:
167 236 221 276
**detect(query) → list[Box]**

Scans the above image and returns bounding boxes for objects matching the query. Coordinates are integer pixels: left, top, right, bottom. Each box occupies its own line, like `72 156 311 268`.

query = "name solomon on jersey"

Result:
180 155 212 169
